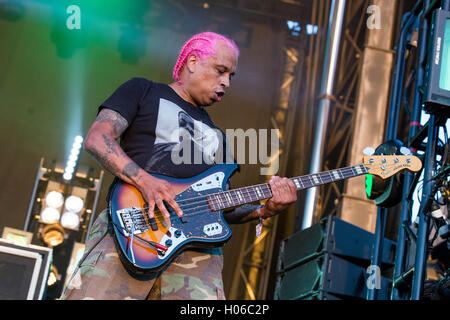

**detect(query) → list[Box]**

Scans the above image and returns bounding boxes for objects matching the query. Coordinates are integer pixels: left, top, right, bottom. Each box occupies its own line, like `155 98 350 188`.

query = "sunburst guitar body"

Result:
108 163 238 275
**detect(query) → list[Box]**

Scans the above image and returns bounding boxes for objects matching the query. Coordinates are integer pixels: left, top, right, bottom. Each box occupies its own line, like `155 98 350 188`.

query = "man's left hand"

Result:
263 176 297 218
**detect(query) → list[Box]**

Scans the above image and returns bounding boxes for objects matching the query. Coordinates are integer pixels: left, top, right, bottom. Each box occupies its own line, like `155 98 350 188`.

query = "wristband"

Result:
256 205 265 237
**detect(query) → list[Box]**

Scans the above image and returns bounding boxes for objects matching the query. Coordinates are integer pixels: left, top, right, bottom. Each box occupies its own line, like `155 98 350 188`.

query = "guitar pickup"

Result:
148 217 158 231
143 204 158 231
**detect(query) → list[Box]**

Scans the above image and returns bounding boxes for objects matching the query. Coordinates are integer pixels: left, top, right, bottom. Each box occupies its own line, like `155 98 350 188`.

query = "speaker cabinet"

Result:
274 216 396 300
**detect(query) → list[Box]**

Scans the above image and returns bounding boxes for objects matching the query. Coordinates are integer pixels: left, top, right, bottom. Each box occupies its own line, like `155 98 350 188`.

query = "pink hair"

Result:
172 32 239 82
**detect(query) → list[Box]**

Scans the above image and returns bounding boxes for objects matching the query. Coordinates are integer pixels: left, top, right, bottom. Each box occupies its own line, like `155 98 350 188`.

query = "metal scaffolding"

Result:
231 0 384 299
292 0 372 233
387 0 450 300
230 44 304 300
226 0 326 300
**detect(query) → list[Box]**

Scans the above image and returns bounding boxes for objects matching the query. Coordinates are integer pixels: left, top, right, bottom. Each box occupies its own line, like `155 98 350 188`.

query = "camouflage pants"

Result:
60 209 226 300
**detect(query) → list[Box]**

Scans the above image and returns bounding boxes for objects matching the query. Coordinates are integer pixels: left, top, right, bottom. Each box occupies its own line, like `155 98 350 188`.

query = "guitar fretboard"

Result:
207 164 368 211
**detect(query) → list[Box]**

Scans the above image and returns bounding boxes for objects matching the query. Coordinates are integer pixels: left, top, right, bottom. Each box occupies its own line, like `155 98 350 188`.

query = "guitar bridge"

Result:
116 207 149 236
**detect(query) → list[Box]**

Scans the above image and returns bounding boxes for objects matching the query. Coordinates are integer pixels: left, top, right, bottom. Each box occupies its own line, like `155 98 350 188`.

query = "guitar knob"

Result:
174 230 182 238
165 239 173 247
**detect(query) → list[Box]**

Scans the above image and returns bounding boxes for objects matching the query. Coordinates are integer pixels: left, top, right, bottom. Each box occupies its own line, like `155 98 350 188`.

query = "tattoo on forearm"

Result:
96 109 129 137
87 147 122 177
87 136 137 180
102 134 124 157
122 162 140 179
85 109 138 181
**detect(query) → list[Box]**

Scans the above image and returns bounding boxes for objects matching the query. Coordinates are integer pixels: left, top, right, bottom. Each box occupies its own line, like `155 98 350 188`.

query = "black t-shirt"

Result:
99 77 232 179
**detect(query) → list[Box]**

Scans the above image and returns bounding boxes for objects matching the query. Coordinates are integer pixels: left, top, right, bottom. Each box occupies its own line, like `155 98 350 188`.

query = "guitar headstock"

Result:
363 155 422 179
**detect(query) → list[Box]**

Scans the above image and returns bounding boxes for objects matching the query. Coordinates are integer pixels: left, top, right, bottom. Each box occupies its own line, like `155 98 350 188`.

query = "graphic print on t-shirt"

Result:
144 98 220 173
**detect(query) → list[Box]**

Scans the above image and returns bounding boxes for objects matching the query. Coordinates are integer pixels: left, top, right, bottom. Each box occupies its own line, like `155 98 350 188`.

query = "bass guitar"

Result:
108 155 421 275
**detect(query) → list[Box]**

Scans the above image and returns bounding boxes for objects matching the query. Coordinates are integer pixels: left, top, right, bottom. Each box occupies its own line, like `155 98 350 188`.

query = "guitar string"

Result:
115 160 414 258
183 160 411 209
135 169 354 222
145 162 408 219
173 164 370 206
169 164 369 210
117 161 413 244
145 165 370 218
158 160 408 221
121 162 407 231
134 163 394 220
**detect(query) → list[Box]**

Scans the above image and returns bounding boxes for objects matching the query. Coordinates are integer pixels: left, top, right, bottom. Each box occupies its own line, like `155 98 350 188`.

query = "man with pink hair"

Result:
172 32 240 82
61 31 297 300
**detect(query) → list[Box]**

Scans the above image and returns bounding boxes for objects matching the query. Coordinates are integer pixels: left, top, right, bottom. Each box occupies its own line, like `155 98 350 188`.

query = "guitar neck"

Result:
208 164 369 211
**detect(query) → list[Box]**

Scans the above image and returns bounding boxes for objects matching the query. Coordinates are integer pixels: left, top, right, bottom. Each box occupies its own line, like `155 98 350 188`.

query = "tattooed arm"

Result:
84 109 134 184
83 108 183 218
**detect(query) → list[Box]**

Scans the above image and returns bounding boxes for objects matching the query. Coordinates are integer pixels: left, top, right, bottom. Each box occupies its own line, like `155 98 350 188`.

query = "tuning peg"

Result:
363 147 375 156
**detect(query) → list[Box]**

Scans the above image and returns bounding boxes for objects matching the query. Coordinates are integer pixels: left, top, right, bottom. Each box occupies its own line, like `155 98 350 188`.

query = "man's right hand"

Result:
137 174 184 219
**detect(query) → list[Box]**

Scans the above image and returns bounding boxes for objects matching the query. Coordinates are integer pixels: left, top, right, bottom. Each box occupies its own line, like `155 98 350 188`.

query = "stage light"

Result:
47 265 59 287
286 20 301 36
63 172 73 180
41 207 61 224
70 148 80 157
42 224 65 247
306 24 318 35
64 135 83 181
68 154 78 162
74 135 83 144
65 167 74 174
72 142 82 150
45 191 64 208
68 160 77 168
26 158 104 300
64 195 84 213
60 211 80 230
